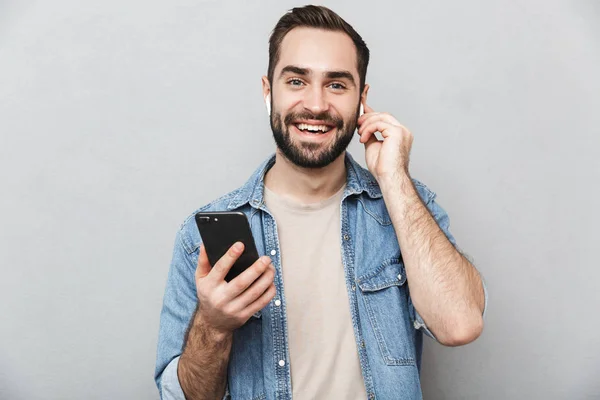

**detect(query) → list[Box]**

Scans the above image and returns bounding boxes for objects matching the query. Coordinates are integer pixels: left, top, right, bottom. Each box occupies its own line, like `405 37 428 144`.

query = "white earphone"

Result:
265 94 271 116
359 103 364 117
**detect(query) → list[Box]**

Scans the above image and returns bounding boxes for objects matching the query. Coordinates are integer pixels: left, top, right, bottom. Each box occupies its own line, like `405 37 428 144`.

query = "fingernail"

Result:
233 242 243 251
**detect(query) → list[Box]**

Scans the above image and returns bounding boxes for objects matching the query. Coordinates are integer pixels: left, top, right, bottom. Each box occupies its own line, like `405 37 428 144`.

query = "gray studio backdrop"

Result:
1 1 598 399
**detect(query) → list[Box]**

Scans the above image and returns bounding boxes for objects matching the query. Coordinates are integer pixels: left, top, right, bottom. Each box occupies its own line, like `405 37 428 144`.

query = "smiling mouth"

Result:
292 122 334 134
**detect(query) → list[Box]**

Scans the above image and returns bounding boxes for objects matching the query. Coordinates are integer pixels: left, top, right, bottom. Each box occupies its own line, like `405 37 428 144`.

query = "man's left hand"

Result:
357 103 414 182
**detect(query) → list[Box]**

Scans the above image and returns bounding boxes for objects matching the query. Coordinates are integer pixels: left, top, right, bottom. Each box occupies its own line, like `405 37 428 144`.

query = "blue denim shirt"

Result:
155 152 488 400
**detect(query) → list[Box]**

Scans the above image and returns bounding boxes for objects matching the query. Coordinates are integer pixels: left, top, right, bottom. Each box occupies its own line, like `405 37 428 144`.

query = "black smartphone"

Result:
194 211 260 282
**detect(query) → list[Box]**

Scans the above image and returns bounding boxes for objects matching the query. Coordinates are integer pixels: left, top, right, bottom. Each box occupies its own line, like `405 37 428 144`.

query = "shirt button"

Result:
343 234 350 240
351 285 356 291
369 393 375 399
278 360 285 367
274 299 281 306
270 249 277 256
397 274 402 281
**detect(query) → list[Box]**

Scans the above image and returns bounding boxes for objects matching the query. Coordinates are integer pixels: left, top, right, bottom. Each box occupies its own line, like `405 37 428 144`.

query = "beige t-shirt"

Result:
263 184 367 400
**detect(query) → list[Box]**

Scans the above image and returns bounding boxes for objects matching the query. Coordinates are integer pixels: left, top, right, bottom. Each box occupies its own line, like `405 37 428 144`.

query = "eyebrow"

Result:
280 65 310 77
325 70 355 84
279 65 356 86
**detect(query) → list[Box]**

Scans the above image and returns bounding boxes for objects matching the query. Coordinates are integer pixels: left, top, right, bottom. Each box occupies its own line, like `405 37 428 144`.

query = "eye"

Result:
329 82 346 90
288 78 304 87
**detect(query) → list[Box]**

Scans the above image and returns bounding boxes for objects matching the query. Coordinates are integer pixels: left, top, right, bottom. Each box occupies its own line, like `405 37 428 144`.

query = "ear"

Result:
261 76 271 115
361 83 370 108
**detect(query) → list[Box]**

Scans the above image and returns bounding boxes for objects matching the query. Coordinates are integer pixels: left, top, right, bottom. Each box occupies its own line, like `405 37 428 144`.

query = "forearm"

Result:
380 172 484 345
178 309 232 400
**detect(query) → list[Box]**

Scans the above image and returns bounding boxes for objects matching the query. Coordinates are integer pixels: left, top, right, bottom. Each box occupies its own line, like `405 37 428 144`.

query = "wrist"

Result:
378 169 414 194
379 172 423 219
182 313 233 362
194 313 233 343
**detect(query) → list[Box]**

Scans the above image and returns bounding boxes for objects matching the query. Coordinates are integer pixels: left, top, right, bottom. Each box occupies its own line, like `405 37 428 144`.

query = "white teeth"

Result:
296 123 331 133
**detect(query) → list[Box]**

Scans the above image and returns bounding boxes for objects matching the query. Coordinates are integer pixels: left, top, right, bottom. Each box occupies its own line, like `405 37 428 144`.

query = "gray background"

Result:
1 0 598 399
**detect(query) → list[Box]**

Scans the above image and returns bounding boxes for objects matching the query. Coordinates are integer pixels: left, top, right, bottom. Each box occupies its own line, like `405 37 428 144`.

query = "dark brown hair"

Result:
268 5 370 91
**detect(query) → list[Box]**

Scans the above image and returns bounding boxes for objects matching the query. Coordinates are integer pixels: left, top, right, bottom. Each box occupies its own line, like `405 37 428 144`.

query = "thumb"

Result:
195 244 212 281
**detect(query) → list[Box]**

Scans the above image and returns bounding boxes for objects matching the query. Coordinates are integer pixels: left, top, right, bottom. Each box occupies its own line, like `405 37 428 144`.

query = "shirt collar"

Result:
227 152 382 210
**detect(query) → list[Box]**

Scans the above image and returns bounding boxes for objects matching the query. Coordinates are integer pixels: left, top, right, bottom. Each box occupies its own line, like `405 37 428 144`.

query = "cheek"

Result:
273 91 301 112
342 109 359 126
334 99 359 119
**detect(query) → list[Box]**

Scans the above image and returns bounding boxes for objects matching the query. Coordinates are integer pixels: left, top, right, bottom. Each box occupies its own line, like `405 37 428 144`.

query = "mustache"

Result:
283 111 344 129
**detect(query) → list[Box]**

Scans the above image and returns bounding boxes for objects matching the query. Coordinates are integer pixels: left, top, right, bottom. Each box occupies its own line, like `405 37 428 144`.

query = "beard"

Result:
270 103 360 169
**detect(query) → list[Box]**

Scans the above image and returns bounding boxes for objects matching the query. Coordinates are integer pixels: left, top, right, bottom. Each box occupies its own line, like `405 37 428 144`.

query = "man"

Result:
155 5 487 400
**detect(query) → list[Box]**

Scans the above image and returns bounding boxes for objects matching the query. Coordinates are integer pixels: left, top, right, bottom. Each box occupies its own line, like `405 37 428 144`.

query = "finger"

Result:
357 103 379 125
363 130 381 149
209 241 244 282
242 282 277 320
361 120 407 141
195 244 212 281
231 264 276 310
358 113 402 133
225 255 271 298
358 120 395 143
357 110 378 126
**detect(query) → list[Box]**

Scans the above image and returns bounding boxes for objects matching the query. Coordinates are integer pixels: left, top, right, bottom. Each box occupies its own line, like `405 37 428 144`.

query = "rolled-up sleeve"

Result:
160 356 186 400
409 194 489 340
155 228 199 399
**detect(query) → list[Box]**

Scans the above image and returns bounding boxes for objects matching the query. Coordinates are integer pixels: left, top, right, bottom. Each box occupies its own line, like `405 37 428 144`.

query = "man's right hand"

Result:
178 242 273 399
194 242 276 334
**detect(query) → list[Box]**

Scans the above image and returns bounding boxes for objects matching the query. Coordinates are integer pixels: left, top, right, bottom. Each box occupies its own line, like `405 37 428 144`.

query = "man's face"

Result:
268 27 363 169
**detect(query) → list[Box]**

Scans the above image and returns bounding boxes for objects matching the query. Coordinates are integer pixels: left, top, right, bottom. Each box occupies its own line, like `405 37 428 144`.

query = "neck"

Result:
264 149 347 204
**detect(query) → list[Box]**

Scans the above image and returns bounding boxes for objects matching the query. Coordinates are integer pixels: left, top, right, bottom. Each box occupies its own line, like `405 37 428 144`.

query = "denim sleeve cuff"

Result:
413 308 438 341
481 273 489 320
160 356 231 400
413 274 488 340
161 356 186 400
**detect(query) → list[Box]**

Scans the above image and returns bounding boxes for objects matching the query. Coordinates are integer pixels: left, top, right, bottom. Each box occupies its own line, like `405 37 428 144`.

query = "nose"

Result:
303 87 329 116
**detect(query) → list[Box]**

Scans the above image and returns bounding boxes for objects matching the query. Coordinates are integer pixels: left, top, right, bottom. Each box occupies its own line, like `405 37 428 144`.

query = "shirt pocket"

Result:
356 258 416 366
